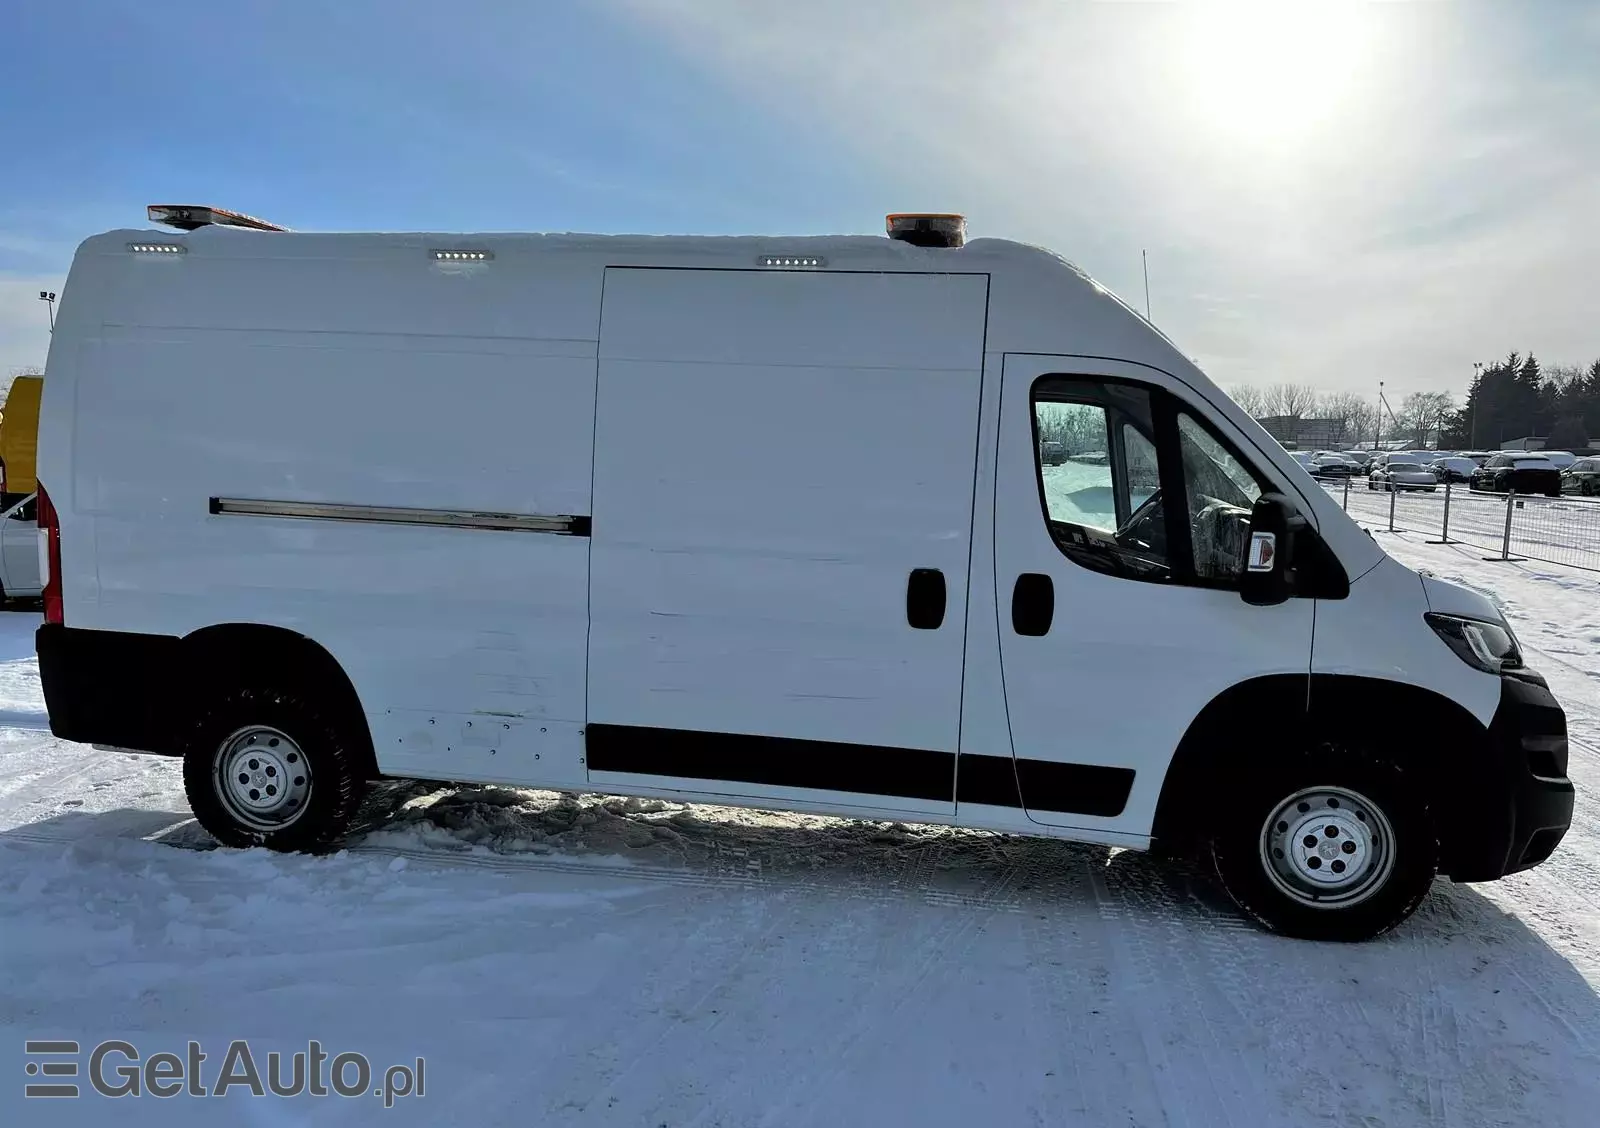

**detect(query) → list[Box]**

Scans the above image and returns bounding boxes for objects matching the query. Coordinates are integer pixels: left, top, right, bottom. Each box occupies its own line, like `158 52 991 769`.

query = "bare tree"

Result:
1317 391 1377 447
1545 363 1586 391
1226 384 1269 417
1398 391 1455 447
1264 382 1318 419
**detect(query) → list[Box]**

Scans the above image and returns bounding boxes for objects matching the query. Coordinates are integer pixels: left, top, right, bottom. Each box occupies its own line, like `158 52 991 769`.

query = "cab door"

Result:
991 355 1315 837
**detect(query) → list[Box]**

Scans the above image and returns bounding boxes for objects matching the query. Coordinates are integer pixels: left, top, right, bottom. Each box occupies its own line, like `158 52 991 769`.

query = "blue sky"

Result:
3 1 1598 399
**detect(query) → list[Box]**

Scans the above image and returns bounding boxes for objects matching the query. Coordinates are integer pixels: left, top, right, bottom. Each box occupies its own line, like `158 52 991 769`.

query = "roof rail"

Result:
147 205 289 232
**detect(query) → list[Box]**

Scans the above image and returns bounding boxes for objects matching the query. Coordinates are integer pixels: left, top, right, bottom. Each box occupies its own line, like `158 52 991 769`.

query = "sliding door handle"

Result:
907 568 947 630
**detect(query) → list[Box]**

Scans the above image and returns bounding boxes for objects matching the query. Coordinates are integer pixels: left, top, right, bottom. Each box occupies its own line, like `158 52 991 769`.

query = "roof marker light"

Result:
128 242 187 254
431 249 493 262
147 205 287 232
885 213 967 248
758 255 826 268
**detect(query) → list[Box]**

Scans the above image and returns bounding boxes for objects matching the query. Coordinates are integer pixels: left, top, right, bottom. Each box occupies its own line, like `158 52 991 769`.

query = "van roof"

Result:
95 224 1074 273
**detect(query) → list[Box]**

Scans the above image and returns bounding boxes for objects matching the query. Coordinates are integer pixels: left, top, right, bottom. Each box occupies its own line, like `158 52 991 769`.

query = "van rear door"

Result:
586 267 988 815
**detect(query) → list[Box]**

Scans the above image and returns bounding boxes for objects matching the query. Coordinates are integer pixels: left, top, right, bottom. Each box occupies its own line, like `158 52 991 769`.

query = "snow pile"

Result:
362 782 1025 888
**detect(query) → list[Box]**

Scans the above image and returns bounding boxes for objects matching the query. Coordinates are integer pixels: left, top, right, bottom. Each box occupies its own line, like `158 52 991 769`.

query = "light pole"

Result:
1468 361 1483 449
38 291 56 333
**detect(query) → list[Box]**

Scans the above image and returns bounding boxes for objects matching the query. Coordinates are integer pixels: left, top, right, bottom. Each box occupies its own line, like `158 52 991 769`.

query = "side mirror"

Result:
1240 493 1307 606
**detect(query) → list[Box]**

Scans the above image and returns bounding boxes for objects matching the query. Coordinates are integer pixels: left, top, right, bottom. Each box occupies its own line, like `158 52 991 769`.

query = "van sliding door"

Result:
586 267 989 816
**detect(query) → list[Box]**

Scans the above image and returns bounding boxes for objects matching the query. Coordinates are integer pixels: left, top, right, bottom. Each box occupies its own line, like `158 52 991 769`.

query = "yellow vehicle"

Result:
0 374 43 506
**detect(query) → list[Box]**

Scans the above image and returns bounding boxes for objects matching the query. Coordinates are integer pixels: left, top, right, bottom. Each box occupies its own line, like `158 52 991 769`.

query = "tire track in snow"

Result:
1017 855 1168 1128
1414 942 1461 1128
0 746 132 817
653 851 1025 1128
1088 858 1281 1128
772 860 1024 1127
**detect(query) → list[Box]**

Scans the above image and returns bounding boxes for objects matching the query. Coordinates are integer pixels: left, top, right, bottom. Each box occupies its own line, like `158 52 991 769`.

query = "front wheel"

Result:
182 687 368 852
1211 758 1437 941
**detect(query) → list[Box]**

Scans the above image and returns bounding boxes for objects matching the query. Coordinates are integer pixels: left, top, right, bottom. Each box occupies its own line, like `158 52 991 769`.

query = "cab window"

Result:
1031 378 1273 589
1032 382 1170 582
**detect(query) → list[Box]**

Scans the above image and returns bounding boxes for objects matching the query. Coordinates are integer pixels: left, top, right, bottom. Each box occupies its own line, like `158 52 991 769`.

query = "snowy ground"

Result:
1 536 1597 1127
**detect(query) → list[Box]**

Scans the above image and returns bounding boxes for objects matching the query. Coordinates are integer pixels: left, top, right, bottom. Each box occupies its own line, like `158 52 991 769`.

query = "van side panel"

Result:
70 315 598 785
587 268 988 810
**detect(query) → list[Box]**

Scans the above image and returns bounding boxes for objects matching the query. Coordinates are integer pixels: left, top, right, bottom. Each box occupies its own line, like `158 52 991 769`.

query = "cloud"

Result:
613 0 1600 395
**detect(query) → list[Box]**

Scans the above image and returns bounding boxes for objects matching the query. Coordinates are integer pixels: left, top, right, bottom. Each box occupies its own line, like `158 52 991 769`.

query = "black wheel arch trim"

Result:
37 623 377 776
1150 671 1568 881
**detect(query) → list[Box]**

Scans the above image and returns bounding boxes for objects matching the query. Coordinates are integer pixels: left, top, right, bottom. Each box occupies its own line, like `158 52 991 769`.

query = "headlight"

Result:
1425 612 1523 674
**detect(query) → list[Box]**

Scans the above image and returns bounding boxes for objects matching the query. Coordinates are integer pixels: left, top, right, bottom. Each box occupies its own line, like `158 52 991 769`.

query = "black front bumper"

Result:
36 623 183 754
1444 671 1575 881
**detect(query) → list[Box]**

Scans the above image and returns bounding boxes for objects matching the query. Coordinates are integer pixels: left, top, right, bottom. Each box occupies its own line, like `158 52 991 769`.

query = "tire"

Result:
182 686 367 852
1210 752 1437 941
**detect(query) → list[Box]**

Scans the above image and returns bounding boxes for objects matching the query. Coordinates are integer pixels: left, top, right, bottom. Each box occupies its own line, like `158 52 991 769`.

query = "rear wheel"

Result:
1211 755 1437 941
182 687 367 852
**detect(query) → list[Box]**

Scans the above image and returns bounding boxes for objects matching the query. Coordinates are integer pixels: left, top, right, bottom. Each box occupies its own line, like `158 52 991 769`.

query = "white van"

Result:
35 208 1573 941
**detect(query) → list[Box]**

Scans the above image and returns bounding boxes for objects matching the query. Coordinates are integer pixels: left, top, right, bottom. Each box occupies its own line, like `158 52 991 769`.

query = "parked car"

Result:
31 204 1574 942
1368 458 1438 492
1539 451 1576 471
1469 454 1562 497
1559 457 1600 496
1306 453 1357 478
1426 457 1477 484
1459 451 1495 467
0 493 41 605
1039 439 1066 466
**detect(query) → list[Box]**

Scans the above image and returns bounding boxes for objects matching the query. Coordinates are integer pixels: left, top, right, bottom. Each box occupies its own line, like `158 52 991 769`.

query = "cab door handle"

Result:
906 568 946 630
1012 573 1054 636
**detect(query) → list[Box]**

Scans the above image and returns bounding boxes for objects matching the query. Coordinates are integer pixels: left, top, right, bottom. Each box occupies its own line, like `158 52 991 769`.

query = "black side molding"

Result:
587 724 1135 819
587 724 955 802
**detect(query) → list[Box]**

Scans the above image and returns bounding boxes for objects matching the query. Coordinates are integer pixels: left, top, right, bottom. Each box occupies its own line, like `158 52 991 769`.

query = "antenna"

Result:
1141 250 1151 320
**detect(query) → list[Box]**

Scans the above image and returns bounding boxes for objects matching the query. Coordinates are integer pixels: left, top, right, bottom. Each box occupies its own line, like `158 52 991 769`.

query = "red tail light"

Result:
37 483 63 624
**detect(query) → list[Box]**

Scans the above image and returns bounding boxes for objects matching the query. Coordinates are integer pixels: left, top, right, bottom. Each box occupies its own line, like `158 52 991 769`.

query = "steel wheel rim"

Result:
1259 785 1395 909
213 725 313 831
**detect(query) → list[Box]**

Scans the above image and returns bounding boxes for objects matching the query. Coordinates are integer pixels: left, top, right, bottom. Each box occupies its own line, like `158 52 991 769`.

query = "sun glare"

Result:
1173 1 1375 143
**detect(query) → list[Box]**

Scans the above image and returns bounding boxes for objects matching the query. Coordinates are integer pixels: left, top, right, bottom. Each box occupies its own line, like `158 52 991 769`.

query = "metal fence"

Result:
1323 477 1600 573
